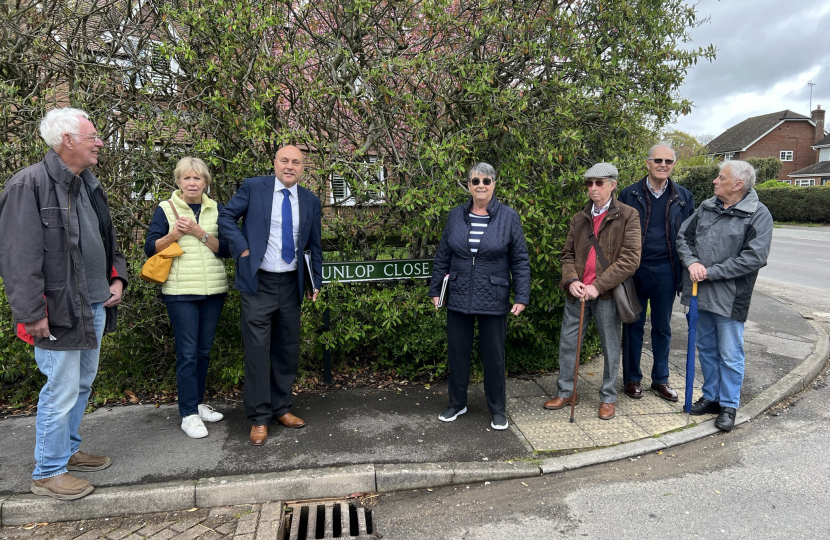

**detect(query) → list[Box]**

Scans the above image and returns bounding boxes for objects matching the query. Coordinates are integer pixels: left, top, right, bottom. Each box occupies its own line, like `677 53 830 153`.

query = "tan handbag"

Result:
139 201 184 284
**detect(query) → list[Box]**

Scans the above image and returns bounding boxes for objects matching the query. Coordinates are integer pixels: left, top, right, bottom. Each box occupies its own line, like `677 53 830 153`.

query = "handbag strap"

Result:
167 199 180 220
587 228 612 272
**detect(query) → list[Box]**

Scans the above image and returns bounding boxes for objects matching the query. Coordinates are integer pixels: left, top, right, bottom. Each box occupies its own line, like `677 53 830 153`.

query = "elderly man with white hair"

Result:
0 108 127 499
677 160 773 431
543 163 641 420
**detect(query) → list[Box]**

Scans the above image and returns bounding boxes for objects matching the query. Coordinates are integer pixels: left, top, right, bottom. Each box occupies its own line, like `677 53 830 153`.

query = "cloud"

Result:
670 0 830 137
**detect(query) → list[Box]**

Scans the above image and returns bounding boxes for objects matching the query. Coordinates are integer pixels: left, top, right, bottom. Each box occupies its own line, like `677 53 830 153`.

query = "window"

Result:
723 152 734 161
780 151 794 161
821 178 830 186
329 157 386 206
795 178 814 187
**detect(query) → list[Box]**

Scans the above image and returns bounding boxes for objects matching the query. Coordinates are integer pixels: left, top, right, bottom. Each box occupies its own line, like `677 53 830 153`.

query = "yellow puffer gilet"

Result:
161 191 229 296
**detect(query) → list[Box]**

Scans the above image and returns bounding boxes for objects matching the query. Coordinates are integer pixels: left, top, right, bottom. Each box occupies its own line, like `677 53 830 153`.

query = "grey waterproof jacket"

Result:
429 196 531 315
0 150 128 350
676 189 773 322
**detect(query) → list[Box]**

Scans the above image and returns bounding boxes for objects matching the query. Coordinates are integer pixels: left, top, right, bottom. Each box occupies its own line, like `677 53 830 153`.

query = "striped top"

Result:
468 212 490 254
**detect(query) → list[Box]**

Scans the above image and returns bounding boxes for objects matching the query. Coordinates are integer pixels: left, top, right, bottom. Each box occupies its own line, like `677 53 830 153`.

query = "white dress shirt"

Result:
261 178 300 273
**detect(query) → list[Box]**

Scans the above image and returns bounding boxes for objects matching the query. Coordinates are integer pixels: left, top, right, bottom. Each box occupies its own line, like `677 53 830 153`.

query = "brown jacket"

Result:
560 197 641 301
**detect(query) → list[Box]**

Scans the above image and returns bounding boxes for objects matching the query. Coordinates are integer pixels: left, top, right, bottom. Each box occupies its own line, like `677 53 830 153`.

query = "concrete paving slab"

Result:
629 413 692 436
1 480 196 527
504 379 545 399
558 438 667 471
576 415 650 446
195 465 376 508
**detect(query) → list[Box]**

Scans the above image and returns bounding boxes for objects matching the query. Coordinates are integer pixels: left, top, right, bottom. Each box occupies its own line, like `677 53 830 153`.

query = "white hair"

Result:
39 108 89 150
648 144 677 161
720 160 756 192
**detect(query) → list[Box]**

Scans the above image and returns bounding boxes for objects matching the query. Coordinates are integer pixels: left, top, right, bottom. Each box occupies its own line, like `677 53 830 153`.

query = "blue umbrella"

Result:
684 282 699 421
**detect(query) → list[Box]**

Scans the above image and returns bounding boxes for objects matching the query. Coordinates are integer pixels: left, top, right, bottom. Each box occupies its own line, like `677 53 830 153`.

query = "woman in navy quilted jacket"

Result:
428 162 531 431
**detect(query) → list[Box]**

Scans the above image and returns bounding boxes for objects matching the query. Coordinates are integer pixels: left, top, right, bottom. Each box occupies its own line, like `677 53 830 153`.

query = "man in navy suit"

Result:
218 145 323 446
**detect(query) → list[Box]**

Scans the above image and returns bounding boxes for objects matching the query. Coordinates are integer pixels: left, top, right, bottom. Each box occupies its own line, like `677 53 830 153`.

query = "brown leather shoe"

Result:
67 451 112 472
250 425 268 446
650 383 679 402
31 472 94 500
275 413 305 428
543 396 579 410
598 402 616 420
624 381 642 399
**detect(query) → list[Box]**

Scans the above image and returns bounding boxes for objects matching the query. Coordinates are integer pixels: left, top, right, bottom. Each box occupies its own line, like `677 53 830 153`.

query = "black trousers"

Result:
240 270 301 425
446 309 508 416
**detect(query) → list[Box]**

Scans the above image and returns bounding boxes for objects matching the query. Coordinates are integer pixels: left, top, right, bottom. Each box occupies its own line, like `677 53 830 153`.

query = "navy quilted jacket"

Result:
429 196 531 315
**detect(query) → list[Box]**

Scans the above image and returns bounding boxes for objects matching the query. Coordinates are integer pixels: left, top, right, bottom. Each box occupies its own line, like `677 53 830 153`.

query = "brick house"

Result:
706 107 826 182
787 132 830 186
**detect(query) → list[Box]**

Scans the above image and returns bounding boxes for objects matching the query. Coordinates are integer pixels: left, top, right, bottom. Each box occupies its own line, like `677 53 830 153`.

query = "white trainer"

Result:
181 414 208 438
198 404 224 423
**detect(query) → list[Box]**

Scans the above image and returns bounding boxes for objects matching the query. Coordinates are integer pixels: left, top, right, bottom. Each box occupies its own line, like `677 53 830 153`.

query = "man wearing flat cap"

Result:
543 163 641 420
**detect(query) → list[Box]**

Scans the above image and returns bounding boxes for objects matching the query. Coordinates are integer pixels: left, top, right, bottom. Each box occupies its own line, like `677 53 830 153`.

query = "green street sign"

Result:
322 259 434 283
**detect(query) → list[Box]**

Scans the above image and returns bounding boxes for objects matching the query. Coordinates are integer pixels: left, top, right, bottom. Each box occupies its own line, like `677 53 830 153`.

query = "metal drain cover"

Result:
281 499 377 539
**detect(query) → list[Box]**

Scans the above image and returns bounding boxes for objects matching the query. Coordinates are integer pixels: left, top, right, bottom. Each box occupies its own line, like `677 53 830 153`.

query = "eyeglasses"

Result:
648 158 675 165
76 134 103 143
470 177 492 186
585 179 610 187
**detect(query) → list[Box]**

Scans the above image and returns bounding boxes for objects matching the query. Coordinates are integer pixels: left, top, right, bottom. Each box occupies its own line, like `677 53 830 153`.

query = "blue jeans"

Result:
33 302 105 480
166 295 225 417
622 263 676 385
697 309 745 409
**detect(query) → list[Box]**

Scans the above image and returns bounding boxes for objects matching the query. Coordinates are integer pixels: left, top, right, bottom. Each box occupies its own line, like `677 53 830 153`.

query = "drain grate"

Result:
281 499 377 539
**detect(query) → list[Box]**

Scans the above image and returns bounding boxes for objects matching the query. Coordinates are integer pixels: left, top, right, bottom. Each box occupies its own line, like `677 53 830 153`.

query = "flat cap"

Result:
584 162 618 179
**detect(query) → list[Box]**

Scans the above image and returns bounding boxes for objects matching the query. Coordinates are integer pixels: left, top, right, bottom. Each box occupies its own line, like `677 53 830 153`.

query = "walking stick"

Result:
570 298 586 423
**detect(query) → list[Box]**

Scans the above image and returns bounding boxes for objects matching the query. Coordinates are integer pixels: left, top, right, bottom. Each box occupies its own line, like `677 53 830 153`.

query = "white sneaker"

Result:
181 414 208 438
198 404 224 423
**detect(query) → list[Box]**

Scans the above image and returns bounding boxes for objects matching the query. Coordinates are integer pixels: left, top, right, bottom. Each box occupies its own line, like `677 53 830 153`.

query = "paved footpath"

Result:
0 290 827 535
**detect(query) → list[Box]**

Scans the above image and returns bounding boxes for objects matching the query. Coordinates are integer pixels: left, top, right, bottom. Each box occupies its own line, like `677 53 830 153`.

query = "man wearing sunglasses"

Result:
618 144 695 402
544 163 641 420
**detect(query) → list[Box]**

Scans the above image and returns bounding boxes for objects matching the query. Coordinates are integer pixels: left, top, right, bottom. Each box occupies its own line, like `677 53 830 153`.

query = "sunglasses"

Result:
648 158 675 165
585 179 610 187
470 177 493 186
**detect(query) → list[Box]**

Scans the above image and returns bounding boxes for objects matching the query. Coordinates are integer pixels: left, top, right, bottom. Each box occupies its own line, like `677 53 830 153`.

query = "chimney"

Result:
813 105 825 144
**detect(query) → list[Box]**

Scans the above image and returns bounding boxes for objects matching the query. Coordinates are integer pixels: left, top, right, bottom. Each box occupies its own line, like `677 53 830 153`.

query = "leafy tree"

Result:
662 129 712 168
745 157 783 182
0 0 715 400
674 164 718 206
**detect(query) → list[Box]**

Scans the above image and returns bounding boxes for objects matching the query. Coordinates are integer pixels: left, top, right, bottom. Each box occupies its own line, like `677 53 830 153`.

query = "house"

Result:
788 131 830 186
706 107 826 182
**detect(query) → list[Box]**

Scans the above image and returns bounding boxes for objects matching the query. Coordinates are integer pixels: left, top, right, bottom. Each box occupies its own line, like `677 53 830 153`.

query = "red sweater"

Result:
582 213 605 285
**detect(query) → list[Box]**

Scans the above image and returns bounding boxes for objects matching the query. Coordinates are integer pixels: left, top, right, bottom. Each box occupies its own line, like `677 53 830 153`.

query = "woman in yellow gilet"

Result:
144 157 230 438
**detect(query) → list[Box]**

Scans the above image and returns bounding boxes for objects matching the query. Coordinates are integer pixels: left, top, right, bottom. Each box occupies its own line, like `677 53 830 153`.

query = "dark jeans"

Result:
166 295 226 417
622 262 676 385
446 310 508 416
240 270 301 425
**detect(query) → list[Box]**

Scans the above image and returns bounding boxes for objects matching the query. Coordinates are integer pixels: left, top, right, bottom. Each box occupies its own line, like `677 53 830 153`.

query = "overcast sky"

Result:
669 0 830 139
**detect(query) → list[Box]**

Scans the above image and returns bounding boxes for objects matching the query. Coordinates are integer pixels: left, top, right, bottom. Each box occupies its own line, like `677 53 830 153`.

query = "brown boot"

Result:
598 402 616 420
543 396 579 410
31 472 94 500
67 451 112 472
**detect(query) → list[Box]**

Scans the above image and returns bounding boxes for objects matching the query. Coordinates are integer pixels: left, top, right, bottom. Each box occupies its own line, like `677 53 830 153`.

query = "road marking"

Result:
817 259 830 262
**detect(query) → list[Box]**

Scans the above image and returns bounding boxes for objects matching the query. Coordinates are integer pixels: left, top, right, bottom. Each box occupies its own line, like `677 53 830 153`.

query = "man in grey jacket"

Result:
0 108 128 499
676 160 773 431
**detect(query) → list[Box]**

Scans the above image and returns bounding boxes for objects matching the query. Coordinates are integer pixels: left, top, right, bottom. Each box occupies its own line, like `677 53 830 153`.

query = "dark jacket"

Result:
560 197 641 301
0 150 128 350
617 177 695 292
428 196 530 315
218 175 322 301
677 190 773 322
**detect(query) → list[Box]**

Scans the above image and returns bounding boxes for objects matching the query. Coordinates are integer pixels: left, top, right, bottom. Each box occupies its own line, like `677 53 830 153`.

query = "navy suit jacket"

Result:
218 176 323 301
